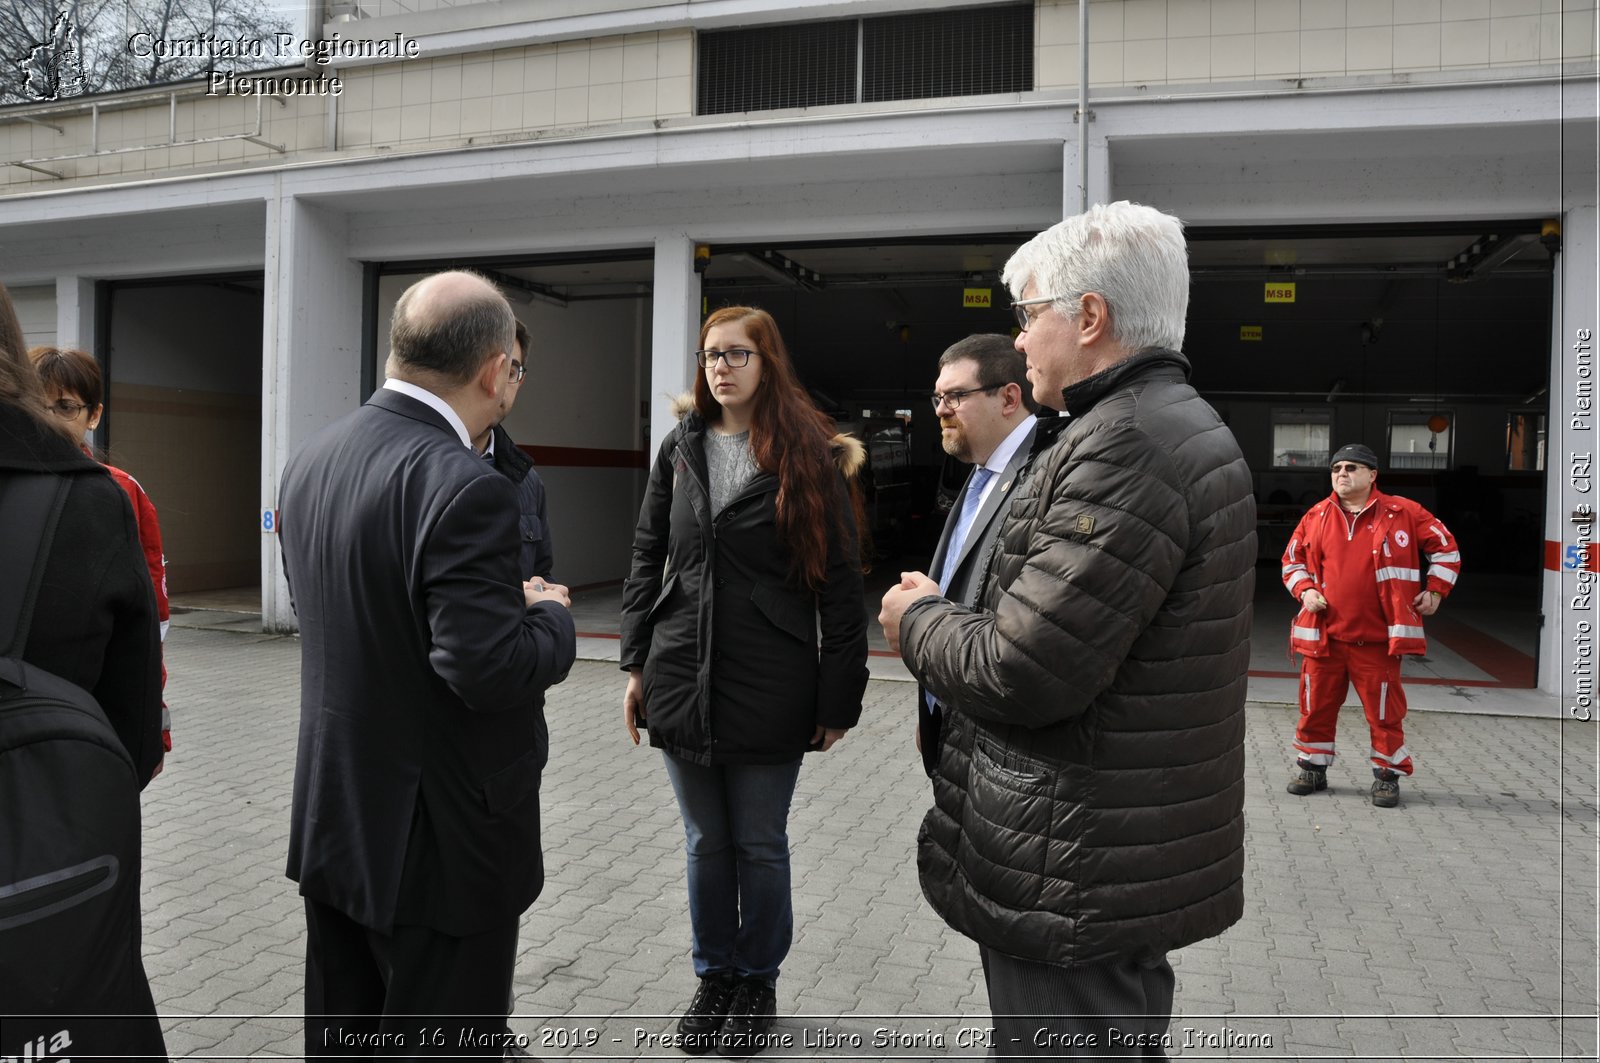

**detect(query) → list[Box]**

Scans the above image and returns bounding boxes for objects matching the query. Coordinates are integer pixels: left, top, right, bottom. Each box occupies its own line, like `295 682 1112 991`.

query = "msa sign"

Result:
963 288 992 309
1264 282 1297 304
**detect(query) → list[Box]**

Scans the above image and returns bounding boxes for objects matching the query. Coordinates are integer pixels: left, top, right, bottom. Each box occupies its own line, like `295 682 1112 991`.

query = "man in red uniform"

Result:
1280 443 1462 808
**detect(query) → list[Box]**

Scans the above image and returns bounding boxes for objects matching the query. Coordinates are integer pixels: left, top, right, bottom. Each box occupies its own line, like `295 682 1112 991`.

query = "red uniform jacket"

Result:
105 463 170 749
1281 489 1460 658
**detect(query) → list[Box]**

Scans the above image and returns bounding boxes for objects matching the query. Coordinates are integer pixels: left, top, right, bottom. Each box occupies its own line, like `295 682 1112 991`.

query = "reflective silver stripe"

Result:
1379 681 1387 721
1371 744 1411 766
1388 624 1426 640
1294 740 1335 766
1375 566 1420 582
1286 570 1313 591
1430 565 1459 585
1429 523 1450 546
1292 625 1322 641
1429 551 1461 563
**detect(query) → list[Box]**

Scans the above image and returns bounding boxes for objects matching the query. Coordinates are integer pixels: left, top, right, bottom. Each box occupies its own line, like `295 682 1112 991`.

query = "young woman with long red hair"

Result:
619 306 869 1056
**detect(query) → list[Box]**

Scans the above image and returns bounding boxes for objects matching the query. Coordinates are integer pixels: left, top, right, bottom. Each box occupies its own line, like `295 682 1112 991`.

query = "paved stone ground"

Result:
138 623 1598 1061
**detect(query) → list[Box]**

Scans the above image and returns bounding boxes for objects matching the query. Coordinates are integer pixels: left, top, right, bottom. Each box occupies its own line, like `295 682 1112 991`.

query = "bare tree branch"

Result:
4 0 293 104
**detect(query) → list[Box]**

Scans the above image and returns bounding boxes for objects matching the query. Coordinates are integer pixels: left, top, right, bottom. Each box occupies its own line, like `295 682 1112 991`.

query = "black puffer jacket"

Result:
900 348 1256 966
619 404 869 765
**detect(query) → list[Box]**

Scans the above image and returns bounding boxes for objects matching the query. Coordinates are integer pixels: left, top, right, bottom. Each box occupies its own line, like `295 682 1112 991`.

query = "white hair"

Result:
1001 200 1190 353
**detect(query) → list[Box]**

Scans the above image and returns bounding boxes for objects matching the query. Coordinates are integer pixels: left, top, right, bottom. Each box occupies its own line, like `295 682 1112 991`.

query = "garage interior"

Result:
330 222 1541 689
99 274 264 599
166 223 1548 689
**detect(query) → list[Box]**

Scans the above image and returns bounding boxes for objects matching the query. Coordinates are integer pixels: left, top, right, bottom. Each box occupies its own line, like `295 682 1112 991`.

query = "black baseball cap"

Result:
1329 443 1380 471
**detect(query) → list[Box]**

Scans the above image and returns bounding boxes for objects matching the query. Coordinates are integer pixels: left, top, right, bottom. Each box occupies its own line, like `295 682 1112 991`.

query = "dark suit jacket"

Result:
279 388 577 936
918 419 1038 776
489 423 553 580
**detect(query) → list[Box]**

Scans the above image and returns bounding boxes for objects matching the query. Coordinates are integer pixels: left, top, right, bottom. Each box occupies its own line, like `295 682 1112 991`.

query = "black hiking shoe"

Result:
677 973 736 1055
1287 765 1328 796
716 977 778 1057
1371 771 1401 808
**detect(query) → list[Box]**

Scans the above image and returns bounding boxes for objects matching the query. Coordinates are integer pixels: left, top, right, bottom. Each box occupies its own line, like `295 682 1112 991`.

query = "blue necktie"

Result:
926 465 995 716
939 465 995 594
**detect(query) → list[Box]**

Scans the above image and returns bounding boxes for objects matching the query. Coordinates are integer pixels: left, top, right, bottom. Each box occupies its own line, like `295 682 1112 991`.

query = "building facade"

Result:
2 0 1595 703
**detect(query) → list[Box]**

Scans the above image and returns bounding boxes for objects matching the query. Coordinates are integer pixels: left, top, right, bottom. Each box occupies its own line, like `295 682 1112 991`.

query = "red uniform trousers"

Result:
1294 639 1414 776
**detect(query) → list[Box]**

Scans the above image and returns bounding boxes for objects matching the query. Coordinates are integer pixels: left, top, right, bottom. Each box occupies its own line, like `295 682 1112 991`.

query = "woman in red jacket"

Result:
30 346 171 764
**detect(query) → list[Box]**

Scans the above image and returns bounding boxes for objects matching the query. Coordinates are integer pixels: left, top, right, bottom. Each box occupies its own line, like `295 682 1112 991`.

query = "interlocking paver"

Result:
129 622 1599 1060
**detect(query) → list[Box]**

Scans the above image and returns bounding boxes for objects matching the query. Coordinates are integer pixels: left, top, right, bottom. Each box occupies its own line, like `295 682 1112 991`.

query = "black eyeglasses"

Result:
696 348 755 368
1330 463 1370 474
930 384 1004 411
50 398 90 417
508 359 526 383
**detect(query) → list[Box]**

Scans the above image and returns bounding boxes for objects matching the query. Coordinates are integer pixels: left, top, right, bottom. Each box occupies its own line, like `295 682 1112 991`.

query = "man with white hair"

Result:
880 202 1256 1057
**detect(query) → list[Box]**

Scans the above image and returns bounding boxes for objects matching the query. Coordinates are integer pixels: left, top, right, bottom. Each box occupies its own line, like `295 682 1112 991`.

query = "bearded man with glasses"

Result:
1281 442 1462 808
912 334 1046 778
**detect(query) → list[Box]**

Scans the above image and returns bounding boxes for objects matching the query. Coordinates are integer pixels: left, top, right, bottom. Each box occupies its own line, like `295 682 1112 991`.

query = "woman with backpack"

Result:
0 283 166 1060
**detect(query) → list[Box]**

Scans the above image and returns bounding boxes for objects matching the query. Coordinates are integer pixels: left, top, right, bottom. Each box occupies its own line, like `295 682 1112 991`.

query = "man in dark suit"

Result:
279 270 577 1056
917 334 1040 776
474 318 554 582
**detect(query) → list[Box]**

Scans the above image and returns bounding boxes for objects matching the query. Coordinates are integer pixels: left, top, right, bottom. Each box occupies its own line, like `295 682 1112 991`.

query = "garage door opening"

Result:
370 253 655 595
697 223 1551 687
359 227 1549 690
101 274 264 610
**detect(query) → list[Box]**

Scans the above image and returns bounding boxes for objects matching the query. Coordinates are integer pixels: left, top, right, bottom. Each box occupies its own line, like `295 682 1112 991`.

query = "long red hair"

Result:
693 306 859 591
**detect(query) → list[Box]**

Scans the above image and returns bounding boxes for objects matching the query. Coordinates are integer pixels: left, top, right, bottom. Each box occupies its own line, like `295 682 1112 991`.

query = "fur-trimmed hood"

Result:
666 392 865 478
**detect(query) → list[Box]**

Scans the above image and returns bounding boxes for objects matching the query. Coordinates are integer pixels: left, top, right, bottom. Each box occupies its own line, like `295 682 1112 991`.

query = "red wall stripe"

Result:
1545 539 1600 572
520 444 647 469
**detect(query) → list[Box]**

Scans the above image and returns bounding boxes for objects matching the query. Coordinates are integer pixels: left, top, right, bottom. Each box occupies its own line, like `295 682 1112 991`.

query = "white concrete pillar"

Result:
260 195 364 631
54 276 95 351
1064 128 1112 215
1544 198 1600 706
647 233 699 457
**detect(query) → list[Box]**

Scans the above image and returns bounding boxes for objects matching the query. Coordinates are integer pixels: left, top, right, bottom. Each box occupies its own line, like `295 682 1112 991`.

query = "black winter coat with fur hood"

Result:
619 400 869 765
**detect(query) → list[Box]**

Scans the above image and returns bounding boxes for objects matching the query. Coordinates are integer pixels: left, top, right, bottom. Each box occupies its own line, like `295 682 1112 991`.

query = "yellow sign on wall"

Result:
1240 325 1263 341
1264 282 1297 303
963 288 992 309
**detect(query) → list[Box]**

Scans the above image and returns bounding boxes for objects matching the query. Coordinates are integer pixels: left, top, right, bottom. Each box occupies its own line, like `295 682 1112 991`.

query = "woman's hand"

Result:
624 669 645 745
811 726 848 752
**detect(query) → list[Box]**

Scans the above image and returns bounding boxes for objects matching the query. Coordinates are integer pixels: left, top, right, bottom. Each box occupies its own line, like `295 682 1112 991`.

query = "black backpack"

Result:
0 473 167 1061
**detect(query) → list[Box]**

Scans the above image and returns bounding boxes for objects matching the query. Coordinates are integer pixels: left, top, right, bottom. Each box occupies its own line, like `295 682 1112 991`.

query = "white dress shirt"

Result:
382 377 473 449
969 415 1037 508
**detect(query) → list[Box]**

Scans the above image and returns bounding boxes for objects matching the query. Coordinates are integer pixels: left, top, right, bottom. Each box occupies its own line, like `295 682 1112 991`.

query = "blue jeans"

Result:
661 752 803 984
